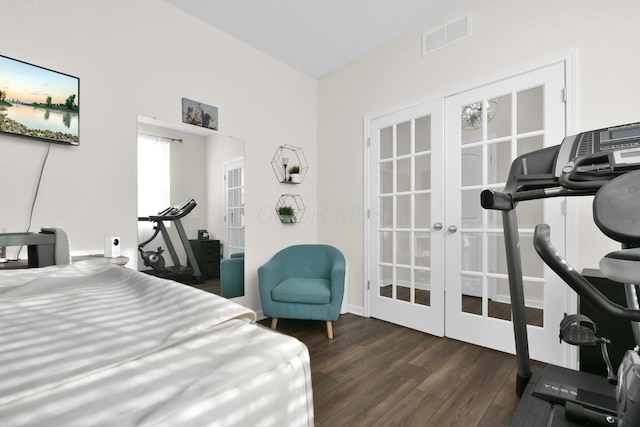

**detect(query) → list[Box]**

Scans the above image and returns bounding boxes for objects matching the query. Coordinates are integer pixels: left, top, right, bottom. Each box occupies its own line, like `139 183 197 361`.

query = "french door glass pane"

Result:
525 280 544 327
380 196 393 228
488 140 511 184
415 153 431 190
519 235 544 278
397 267 412 302
415 269 431 306
415 116 431 152
487 94 512 139
489 232 545 282
379 265 393 299
380 231 393 263
461 189 482 228
396 231 411 265
488 232 507 275
397 195 411 228
461 100 483 145
415 232 430 267
461 232 482 272
397 121 412 156
517 86 544 133
461 145 483 186
461 274 483 315
414 193 431 229
487 209 502 229
380 127 393 159
380 161 393 194
397 158 412 192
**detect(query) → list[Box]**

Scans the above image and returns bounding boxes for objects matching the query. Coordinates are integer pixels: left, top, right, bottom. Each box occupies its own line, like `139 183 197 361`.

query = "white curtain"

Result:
137 133 170 217
137 134 170 256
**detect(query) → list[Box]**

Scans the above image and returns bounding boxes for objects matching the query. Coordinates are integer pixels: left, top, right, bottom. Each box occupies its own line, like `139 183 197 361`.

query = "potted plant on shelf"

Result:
288 165 301 183
277 206 296 223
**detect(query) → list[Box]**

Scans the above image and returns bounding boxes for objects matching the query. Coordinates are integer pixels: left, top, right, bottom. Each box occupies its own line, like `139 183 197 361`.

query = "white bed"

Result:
0 259 314 426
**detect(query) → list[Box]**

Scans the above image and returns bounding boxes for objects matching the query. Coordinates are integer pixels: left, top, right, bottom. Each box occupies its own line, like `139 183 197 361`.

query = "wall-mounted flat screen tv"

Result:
0 54 79 146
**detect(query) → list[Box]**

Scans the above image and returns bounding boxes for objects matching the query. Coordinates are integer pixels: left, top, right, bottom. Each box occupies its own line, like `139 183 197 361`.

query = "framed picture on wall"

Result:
182 97 218 130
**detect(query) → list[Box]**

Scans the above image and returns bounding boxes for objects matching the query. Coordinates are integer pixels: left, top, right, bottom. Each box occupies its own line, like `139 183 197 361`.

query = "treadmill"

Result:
138 199 204 284
481 122 640 426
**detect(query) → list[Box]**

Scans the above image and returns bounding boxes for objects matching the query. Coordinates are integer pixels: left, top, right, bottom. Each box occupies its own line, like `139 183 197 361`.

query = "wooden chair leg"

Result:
326 320 334 339
271 318 278 330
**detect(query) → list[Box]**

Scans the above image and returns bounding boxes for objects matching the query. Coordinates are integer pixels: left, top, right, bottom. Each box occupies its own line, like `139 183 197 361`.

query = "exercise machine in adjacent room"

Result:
482 122 640 426
138 198 203 284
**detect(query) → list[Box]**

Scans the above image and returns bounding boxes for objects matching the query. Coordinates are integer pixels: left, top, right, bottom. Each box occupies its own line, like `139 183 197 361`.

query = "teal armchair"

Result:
258 244 345 338
220 252 244 298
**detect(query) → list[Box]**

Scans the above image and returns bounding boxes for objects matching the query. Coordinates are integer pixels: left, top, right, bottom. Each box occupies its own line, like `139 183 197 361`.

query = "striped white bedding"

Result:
0 259 313 426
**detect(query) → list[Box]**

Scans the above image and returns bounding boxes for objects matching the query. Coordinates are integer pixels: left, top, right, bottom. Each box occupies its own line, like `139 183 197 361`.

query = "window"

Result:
137 133 170 217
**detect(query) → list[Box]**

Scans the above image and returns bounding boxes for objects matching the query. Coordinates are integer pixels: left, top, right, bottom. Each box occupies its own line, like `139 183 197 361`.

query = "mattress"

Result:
0 259 313 426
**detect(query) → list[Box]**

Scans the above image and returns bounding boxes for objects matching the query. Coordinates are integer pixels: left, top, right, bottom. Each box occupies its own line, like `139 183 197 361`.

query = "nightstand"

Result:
189 239 221 279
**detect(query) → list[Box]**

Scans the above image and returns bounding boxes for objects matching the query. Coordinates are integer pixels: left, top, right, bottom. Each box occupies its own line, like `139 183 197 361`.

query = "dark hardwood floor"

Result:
192 278 221 295
193 279 529 425
258 314 525 427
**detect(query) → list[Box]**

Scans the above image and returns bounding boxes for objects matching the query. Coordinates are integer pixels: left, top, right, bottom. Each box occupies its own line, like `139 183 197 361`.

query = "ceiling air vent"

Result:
422 14 472 56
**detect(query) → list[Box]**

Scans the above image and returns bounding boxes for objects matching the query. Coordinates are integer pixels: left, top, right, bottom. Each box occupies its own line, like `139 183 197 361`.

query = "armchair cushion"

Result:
272 278 331 304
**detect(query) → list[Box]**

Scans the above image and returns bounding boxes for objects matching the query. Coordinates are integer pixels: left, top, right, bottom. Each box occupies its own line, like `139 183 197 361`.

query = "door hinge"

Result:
367 137 371 148
562 87 567 102
367 208 371 219
367 280 370 290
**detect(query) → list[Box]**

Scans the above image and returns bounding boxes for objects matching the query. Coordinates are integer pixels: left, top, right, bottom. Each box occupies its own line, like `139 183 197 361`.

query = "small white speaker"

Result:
104 236 120 258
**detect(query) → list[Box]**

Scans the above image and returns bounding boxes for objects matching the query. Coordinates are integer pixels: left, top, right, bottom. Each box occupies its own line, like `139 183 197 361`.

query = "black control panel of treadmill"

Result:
555 122 640 177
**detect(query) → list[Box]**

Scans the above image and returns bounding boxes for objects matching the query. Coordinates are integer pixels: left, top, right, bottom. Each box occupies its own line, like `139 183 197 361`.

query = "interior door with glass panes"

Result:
367 99 445 336
224 159 244 258
444 62 569 365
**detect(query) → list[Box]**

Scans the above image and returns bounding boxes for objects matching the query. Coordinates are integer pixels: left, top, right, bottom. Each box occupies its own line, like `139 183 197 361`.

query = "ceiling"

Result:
162 0 471 78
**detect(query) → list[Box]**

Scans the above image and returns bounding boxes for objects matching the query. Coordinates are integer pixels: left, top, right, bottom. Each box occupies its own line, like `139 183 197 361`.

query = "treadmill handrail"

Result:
481 187 595 211
148 199 197 221
534 223 640 322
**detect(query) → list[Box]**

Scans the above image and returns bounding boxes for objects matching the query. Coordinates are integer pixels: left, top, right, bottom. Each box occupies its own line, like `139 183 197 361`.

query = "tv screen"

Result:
0 54 79 146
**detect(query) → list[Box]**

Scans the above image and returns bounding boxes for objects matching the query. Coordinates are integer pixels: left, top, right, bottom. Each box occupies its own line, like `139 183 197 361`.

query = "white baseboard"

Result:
346 305 365 316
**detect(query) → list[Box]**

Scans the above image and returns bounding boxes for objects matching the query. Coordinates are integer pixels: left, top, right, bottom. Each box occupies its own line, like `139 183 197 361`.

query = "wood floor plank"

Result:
426 349 515 426
257 313 522 427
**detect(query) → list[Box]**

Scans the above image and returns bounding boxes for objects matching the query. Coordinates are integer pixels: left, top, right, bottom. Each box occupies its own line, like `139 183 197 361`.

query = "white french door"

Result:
367 61 571 364
367 99 445 336
444 62 569 365
224 159 244 258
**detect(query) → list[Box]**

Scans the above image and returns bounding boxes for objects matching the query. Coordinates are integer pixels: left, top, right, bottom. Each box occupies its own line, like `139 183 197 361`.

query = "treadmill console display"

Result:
600 124 640 147
555 122 640 177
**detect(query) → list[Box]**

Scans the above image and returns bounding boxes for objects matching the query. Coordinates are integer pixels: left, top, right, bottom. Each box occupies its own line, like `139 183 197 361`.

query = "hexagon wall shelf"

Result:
271 144 308 184
276 194 305 223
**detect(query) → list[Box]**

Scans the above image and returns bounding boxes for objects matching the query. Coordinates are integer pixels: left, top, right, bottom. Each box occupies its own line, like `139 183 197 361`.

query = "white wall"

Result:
317 0 640 310
0 0 318 312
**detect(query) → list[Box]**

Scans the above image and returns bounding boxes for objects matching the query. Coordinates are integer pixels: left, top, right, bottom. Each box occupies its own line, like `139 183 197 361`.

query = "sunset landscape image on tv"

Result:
0 55 79 145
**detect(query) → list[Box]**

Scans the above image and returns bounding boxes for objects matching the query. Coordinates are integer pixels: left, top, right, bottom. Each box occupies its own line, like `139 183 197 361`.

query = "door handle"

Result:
448 225 458 233
433 222 443 230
